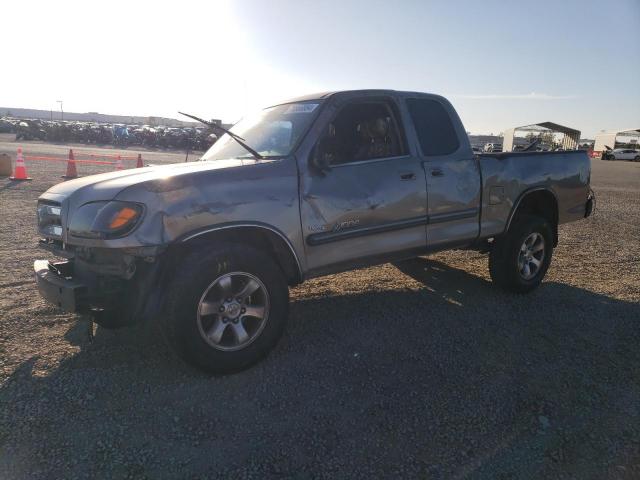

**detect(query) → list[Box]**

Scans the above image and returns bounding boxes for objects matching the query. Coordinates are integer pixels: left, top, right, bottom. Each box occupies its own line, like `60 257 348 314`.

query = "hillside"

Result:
0 107 201 127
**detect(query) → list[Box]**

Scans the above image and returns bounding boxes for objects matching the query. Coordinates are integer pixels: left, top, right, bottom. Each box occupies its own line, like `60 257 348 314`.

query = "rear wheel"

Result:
634 155 640 162
163 244 289 373
489 215 553 293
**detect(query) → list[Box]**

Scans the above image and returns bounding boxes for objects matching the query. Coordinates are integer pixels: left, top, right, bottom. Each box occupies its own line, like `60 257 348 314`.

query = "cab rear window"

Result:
406 98 459 156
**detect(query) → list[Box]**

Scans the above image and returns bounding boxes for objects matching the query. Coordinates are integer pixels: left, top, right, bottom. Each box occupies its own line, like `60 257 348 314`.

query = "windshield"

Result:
201 102 321 161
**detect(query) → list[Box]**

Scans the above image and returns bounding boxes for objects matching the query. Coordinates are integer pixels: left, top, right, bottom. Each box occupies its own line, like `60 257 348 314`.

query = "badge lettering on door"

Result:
332 219 360 232
307 218 361 233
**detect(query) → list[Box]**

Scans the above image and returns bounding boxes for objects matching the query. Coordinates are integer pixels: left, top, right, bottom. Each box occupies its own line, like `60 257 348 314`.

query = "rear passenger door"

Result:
405 97 481 248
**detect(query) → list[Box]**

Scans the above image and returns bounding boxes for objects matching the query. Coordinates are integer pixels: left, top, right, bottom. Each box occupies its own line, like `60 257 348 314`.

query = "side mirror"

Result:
310 143 332 174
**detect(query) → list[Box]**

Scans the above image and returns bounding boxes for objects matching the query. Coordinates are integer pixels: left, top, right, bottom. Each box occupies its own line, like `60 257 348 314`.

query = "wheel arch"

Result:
173 223 303 286
505 187 559 245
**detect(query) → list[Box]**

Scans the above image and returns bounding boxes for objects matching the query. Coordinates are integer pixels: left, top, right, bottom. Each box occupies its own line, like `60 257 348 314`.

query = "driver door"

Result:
299 96 428 274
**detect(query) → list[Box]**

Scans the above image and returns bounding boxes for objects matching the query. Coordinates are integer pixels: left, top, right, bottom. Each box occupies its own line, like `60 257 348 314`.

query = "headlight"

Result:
37 201 63 238
69 201 144 239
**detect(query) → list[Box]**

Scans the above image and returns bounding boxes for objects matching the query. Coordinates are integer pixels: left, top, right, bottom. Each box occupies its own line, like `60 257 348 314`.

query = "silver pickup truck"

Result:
35 90 594 372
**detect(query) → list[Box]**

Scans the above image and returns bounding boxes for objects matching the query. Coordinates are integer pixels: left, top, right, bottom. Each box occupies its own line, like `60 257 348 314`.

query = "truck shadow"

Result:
1 257 639 478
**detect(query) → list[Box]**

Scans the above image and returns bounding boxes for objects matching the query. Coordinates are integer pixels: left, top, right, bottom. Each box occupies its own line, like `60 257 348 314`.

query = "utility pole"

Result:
56 100 63 121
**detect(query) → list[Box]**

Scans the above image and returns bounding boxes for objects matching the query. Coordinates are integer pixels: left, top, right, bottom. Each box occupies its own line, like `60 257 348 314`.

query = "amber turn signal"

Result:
109 207 139 229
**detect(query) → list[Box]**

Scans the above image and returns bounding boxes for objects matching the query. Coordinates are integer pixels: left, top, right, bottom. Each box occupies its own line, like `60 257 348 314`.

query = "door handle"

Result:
400 172 416 181
431 168 444 177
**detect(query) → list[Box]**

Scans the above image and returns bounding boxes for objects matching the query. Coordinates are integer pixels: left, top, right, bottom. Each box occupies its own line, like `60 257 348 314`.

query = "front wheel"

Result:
163 245 289 373
634 155 640 162
489 215 553 293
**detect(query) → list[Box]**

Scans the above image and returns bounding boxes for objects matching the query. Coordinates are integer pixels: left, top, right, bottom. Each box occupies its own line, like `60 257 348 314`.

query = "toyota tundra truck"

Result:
34 90 594 373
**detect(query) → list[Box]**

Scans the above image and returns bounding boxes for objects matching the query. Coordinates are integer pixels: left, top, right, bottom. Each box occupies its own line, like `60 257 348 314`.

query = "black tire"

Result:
489 215 553 293
163 244 289 373
634 156 640 162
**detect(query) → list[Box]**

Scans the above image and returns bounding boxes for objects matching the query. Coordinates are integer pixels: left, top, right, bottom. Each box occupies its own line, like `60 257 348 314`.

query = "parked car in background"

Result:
608 148 640 161
0 117 13 133
484 142 503 152
0 116 218 151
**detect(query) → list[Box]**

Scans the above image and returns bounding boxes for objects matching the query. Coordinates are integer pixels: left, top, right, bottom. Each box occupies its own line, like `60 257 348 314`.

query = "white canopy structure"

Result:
502 122 580 152
593 128 640 154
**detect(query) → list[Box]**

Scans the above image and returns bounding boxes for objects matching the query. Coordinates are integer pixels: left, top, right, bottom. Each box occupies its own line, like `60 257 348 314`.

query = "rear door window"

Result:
406 98 459 156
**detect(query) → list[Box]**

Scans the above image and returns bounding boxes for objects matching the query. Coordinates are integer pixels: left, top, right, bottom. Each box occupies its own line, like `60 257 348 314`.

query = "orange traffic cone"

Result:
9 147 32 181
136 153 143 168
62 149 78 179
115 155 123 170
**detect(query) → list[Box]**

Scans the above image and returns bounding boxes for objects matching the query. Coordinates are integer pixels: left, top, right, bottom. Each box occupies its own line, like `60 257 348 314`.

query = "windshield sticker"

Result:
285 103 319 114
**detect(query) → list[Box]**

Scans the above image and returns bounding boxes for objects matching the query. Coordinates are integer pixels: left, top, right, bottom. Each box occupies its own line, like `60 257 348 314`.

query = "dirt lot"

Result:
0 136 639 479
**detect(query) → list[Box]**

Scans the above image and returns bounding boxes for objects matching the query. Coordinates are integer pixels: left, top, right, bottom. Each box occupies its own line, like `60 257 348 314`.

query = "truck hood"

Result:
44 158 263 200
37 155 298 250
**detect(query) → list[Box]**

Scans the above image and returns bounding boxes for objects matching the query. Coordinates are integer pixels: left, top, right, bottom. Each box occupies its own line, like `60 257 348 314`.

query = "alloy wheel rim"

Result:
517 232 545 280
196 272 270 351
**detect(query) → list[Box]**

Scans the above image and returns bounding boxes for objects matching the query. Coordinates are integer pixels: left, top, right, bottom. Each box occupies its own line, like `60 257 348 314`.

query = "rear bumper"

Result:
34 260 88 312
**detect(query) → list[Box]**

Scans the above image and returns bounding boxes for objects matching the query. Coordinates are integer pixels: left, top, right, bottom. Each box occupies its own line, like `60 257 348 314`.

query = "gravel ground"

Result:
0 136 639 479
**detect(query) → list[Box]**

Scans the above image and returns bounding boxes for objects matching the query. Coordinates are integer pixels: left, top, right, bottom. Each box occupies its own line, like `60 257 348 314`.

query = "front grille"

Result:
37 200 63 239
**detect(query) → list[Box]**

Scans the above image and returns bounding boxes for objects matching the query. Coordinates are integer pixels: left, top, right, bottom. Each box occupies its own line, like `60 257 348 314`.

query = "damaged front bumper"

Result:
34 260 88 312
34 242 166 328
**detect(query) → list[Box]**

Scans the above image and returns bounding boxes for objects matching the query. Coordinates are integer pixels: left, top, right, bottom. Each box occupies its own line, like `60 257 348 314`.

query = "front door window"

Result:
316 101 407 166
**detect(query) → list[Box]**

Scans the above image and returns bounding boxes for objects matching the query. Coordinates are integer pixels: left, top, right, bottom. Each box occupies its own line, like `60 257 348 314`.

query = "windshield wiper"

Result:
178 111 263 160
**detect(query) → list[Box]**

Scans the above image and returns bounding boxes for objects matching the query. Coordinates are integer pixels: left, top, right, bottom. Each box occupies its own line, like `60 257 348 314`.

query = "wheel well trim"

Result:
504 186 559 233
177 222 303 279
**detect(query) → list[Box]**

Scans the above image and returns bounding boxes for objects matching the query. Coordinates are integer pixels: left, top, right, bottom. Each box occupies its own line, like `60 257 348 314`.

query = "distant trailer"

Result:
502 122 580 153
593 128 640 159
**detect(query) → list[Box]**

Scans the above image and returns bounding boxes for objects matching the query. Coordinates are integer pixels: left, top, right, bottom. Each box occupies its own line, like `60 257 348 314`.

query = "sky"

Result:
2 0 639 137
